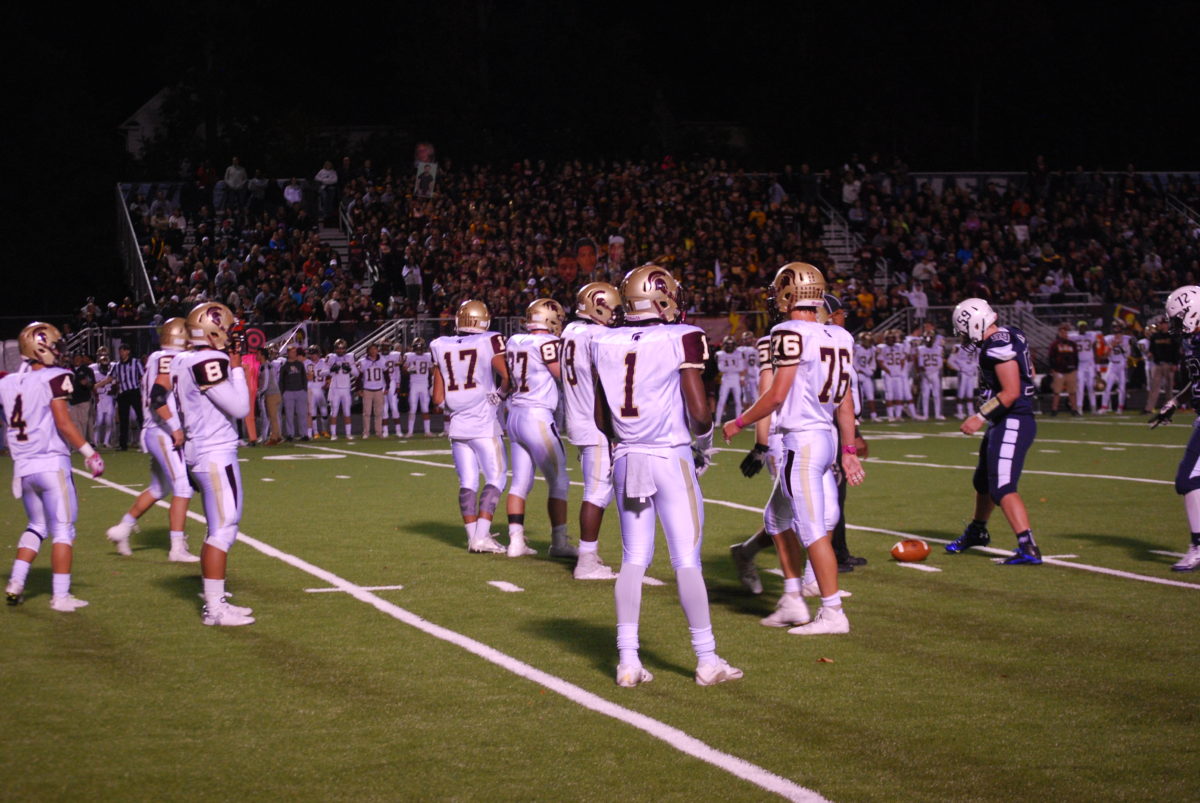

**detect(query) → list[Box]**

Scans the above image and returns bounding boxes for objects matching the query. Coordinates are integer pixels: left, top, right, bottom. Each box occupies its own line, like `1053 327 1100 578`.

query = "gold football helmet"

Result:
771 262 826 312
333 338 348 351
412 338 427 353
575 282 622 326
456 300 491 334
19 322 64 366
185 302 236 350
621 263 681 323
159 317 189 350
525 298 566 335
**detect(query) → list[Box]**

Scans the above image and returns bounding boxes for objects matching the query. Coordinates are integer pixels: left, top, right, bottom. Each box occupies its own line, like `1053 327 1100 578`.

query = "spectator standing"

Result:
402 256 423 308
224 157 248 210
315 161 339 223
279 346 309 442
113 344 145 451
261 347 283 445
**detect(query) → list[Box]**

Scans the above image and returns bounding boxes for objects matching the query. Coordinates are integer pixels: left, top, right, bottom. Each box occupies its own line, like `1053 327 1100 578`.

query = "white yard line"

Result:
1150 549 1185 558
78 468 826 803
866 458 1173 486
305 584 405 593
897 563 941 573
487 581 525 593
860 429 1184 448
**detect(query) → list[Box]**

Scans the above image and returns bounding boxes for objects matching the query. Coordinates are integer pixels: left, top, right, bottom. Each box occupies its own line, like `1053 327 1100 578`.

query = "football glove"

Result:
486 392 503 406
740 443 769 478
1149 401 1177 429
692 443 715 477
85 452 105 478
226 329 246 355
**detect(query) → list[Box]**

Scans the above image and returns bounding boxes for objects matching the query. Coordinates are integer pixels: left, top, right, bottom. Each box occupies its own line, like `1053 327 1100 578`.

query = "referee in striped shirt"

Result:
114 343 145 451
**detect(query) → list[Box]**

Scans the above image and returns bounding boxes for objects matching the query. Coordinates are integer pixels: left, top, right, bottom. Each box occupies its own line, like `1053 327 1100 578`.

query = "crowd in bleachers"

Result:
104 154 1200 339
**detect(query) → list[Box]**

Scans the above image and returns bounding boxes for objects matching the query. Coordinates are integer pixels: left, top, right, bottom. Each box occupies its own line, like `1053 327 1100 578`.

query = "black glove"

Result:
226 330 246 355
740 443 769 478
1149 401 1177 429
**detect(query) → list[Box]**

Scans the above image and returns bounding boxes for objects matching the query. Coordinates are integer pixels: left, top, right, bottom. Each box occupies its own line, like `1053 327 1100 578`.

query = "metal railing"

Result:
115 185 155 305
1167 193 1200 229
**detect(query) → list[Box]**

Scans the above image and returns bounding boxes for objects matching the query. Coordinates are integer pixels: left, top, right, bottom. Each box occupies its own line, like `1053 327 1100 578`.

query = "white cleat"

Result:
196 593 253 616
168 546 201 563
616 664 654 687
787 606 850 635
801 581 852 598
6 580 25 606
573 551 617 580
330 434 338 441
760 595 812 627
549 534 579 558
695 658 744 686
201 601 256 626
1172 544 1200 572
468 534 507 554
49 594 89 612
106 521 136 556
507 533 537 558
730 544 763 595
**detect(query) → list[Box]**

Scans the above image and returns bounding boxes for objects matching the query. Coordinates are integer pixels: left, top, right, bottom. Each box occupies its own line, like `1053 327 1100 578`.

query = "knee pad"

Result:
50 524 76 546
205 525 238 553
18 529 43 553
479 484 502 516
458 487 478 519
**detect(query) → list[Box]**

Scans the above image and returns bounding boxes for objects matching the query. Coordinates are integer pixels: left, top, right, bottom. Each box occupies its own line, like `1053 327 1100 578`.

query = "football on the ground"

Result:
891 539 931 562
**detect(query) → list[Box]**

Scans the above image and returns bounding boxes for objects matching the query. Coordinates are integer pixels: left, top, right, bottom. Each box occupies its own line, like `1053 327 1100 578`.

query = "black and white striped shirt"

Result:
113 357 145 393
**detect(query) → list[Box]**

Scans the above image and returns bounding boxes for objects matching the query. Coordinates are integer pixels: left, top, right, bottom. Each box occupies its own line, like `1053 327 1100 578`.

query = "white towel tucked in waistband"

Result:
624 452 659 500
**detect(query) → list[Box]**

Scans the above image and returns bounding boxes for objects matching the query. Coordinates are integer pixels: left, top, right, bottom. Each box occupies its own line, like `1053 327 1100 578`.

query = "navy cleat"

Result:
1002 544 1043 565
945 523 990 554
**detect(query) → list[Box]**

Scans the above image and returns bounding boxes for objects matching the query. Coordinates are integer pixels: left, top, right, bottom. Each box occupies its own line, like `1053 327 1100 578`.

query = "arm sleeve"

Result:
204 367 250 419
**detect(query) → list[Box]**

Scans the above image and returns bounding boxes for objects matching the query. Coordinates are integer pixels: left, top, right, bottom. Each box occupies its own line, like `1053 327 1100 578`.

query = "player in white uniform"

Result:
714 336 747 422
724 263 864 636
430 300 511 554
1137 324 1155 390
104 318 199 563
592 264 741 687
91 347 117 448
357 344 388 438
916 333 946 420
403 339 434 438
947 342 980 418
737 332 759 406
504 299 576 559
325 338 358 440
877 331 909 420
3 323 105 610
171 303 254 626
1101 322 1131 412
853 332 879 420
305 345 330 438
560 282 622 580
380 341 403 437
1070 321 1100 413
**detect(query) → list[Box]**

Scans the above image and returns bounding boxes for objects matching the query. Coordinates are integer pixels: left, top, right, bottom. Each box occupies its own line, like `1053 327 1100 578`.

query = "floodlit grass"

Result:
2 413 1198 801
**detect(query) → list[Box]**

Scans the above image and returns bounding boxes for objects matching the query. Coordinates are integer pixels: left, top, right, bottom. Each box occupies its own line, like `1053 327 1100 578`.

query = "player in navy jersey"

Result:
945 298 1043 564
1153 285 1200 571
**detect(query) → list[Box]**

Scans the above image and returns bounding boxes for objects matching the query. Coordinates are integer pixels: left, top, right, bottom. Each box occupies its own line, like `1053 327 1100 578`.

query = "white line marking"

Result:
305 585 405 593
261 478 275 482
79 468 826 803
386 449 453 457
262 453 346 461
410 472 426 477
1150 549 1185 558
903 454 927 459
642 576 666 587
295 446 1199 592
335 475 352 479
765 568 784 577
1039 449 1061 454
866 459 1172 486
488 581 524 593
861 429 1184 449
1044 554 1078 560
897 563 941 573
1101 447 1126 451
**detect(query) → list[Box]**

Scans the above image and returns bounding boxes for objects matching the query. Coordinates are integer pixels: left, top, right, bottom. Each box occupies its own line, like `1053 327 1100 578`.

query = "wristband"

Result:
978 395 1010 423
79 443 96 459
842 444 857 455
734 415 746 429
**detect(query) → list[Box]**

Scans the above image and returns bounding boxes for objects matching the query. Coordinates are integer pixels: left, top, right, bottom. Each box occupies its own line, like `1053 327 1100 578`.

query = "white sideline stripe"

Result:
860 429 1186 450
305 584 405 593
1150 549 1186 558
897 563 941 573
488 581 524 593
867 459 1172 486
76 468 825 803
293 447 1199 591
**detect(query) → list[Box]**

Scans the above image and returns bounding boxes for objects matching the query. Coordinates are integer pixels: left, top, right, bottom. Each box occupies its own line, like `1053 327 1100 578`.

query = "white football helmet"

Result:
952 298 997 344
1166 285 1200 334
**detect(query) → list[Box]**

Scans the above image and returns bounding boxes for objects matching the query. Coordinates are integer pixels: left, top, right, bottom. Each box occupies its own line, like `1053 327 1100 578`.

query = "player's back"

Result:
506 332 560 410
171 349 240 459
0 368 72 474
561 320 604 445
979 326 1036 415
430 331 505 438
771 319 855 433
591 323 707 450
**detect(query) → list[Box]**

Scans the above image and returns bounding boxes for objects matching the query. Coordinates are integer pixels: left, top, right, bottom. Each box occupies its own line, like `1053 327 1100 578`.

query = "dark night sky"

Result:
5 1 1198 317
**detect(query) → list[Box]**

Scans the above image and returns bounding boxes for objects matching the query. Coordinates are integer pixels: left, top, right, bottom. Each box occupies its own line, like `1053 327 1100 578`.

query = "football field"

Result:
2 415 1198 802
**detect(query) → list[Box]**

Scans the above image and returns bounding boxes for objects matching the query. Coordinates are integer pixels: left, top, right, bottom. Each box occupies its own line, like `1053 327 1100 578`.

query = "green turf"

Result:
2 415 1199 801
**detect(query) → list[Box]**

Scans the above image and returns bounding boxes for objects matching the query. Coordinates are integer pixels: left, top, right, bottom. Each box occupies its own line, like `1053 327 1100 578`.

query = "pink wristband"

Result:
735 415 746 429
842 444 857 454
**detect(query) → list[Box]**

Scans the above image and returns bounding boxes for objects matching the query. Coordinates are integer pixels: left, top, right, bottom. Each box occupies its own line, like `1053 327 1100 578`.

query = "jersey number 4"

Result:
7 395 28 442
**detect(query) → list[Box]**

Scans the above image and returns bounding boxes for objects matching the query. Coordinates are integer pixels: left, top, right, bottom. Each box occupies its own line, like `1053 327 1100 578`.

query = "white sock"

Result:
465 522 476 542
615 563 646 665
52 573 70 597
783 576 802 595
1185 491 1200 534
9 558 31 587
203 577 226 608
121 513 137 527
578 540 599 554
675 566 715 662
473 518 493 541
169 531 186 547
821 593 842 611
508 523 525 541
423 418 431 434
408 413 416 435
802 561 816 585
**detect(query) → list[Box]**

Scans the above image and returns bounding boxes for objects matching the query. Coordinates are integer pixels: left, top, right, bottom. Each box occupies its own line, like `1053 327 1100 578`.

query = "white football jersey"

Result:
325 352 358 389
737 344 759 374
403 351 434 392
506 332 562 411
716 349 746 382
853 343 877 377
757 335 779 435
1105 334 1130 368
948 345 979 376
561 320 605 445
358 355 388 391
142 348 182 432
590 323 708 450
1070 331 1097 365
0 366 73 476
305 356 329 385
91 362 118 399
770 319 856 434
916 344 944 374
383 351 403 389
877 343 909 377
170 349 242 461
429 332 506 439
